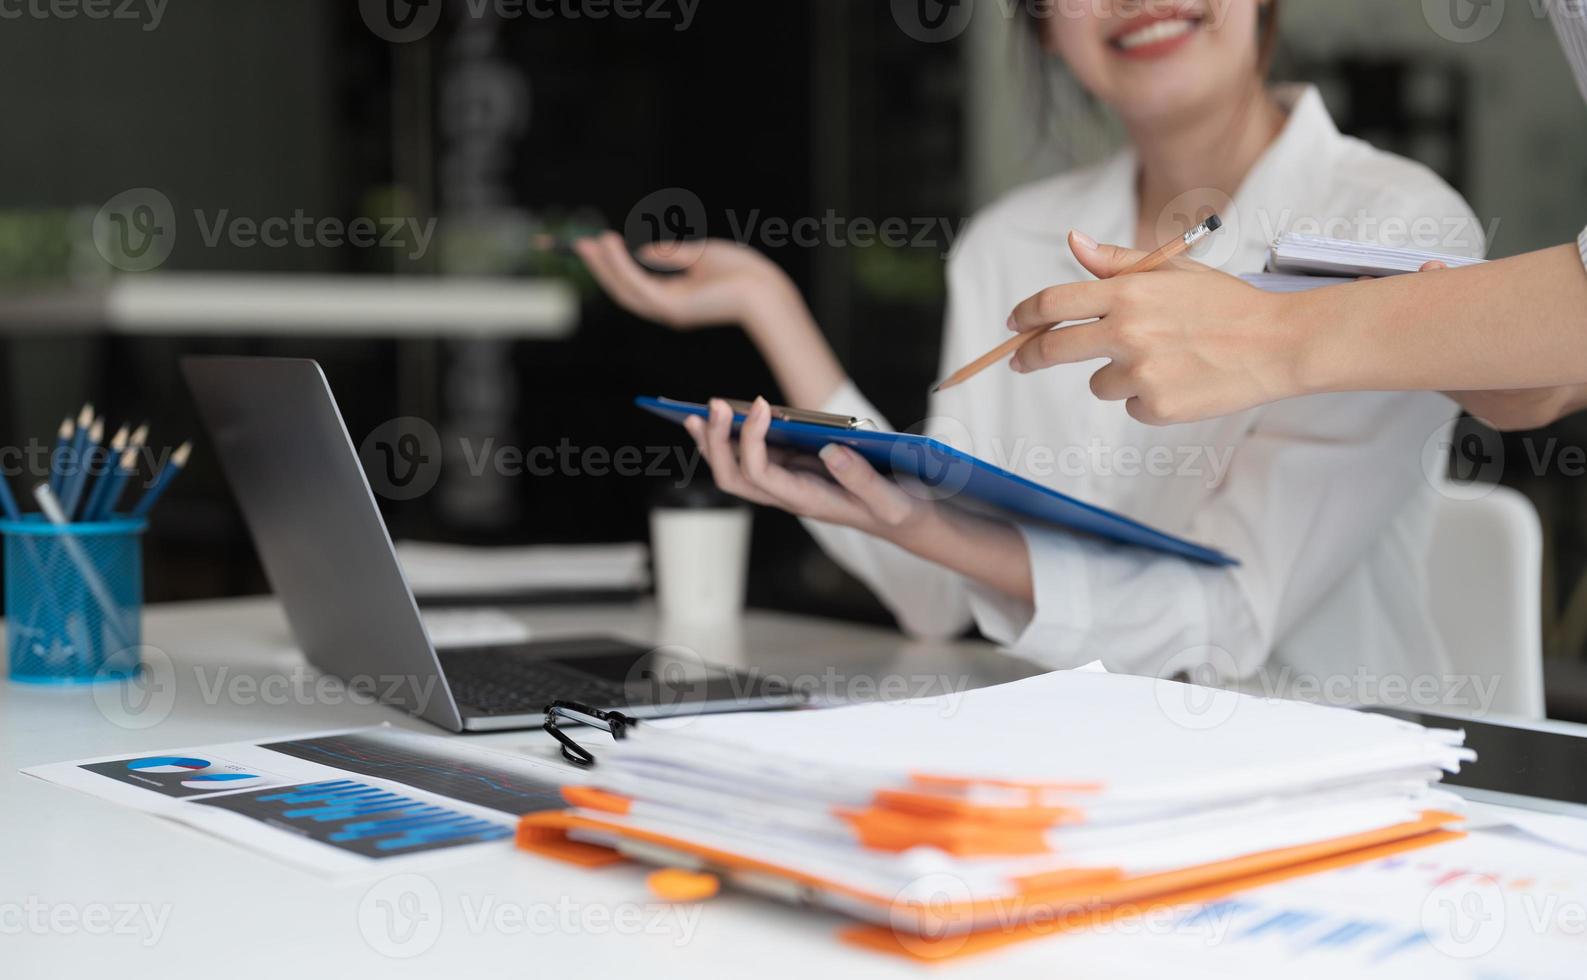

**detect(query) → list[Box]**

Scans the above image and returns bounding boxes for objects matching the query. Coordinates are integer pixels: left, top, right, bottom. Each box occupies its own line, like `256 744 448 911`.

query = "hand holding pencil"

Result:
933 215 1223 394
990 220 1299 426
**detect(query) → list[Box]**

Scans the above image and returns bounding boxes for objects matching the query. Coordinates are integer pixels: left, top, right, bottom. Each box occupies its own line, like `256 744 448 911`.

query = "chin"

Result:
1105 75 1231 126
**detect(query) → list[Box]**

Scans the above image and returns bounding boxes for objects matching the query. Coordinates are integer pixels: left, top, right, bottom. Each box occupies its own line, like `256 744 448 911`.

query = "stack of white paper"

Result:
525 670 1472 938
1265 233 1485 278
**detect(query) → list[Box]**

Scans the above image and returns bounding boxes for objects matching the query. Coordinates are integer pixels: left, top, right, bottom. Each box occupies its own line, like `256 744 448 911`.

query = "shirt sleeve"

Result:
1549 1 1587 270
968 390 1459 680
796 382 977 640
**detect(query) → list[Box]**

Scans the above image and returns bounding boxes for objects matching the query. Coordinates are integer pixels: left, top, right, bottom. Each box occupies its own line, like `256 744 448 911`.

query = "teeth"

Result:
1115 18 1196 50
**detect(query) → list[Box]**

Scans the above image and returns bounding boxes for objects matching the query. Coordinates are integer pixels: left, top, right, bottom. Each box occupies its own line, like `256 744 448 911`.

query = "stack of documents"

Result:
1236 234 1486 295
520 670 1472 953
394 540 649 602
1264 233 1485 278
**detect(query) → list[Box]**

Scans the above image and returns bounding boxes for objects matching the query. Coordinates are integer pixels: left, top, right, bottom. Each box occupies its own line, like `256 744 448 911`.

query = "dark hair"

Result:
1258 0 1281 73
1018 1 1282 75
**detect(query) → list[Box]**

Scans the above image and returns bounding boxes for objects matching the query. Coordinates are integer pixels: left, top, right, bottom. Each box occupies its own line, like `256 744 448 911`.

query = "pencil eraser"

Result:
1204 214 1223 233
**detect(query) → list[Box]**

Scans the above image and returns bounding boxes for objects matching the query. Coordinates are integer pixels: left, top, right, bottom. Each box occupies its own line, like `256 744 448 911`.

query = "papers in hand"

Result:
521 670 1472 939
1265 233 1485 278
394 540 649 599
1236 234 1486 295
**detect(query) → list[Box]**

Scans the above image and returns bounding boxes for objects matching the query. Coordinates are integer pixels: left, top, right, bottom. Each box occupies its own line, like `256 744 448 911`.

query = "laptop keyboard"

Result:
439 648 628 716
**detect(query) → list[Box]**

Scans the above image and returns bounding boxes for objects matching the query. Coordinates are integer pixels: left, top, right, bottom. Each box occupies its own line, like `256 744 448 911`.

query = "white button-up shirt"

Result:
804 86 1485 695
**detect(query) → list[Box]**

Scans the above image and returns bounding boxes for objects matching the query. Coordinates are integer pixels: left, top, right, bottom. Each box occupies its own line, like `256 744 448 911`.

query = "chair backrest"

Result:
1425 485 1545 720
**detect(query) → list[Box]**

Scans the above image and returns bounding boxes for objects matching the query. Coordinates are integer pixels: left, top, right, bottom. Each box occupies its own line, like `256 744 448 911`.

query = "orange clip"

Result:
648 868 721 902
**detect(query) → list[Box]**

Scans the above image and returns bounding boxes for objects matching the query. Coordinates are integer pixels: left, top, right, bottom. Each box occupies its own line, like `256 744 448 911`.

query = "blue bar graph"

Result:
194 779 512 858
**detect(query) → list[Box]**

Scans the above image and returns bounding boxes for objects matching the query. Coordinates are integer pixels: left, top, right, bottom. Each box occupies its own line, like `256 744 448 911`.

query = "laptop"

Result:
181 355 804 732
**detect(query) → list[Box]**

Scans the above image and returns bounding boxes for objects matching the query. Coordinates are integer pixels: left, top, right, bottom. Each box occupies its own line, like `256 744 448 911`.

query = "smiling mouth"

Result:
1108 15 1204 54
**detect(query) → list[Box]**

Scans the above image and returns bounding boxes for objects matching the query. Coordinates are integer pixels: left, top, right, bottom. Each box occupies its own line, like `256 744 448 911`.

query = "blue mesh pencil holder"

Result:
2 515 145 683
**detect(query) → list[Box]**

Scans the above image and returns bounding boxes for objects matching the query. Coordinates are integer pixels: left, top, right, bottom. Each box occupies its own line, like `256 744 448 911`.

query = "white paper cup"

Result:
650 506 751 622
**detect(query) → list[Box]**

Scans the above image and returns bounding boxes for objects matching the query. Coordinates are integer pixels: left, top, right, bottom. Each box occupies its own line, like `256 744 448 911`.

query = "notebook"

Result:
636 396 1237 567
1264 233 1486 278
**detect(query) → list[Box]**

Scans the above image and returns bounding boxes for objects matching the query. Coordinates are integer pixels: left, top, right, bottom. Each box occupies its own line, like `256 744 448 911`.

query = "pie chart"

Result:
127 756 210 774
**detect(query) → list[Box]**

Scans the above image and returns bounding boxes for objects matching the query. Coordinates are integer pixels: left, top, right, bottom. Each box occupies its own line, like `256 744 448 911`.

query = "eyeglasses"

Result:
544 700 641 767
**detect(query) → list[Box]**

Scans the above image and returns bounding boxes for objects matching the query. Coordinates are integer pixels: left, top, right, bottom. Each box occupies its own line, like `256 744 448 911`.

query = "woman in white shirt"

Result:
576 0 1483 693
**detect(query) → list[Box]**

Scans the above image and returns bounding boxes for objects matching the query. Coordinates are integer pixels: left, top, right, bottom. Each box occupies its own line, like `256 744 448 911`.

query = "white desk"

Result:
2 597 1053 979
5 598 1585 979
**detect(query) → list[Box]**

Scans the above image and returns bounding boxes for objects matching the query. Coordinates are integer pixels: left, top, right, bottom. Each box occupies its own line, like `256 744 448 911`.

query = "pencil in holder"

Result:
2 515 145 683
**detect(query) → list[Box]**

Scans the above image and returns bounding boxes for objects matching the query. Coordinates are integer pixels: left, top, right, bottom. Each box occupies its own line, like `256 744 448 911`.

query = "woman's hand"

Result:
574 232 796 330
575 232 845 408
685 397 934 541
1004 232 1302 425
685 397 1036 602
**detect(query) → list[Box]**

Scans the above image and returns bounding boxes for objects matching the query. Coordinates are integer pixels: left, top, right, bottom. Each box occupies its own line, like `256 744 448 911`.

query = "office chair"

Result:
1426 485 1546 720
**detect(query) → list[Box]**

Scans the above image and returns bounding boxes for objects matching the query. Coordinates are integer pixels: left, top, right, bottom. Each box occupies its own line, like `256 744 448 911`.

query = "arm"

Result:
1296 244 1587 395
1003 235 1587 428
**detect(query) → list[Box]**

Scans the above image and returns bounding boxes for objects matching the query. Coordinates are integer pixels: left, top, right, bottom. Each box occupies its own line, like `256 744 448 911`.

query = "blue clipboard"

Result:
636 396 1237 567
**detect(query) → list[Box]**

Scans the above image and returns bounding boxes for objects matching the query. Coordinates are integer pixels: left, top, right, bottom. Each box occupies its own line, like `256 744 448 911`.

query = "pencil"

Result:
94 447 141 520
80 424 130 521
0 467 20 521
34 482 135 649
91 421 150 520
61 416 103 520
46 416 73 497
129 441 191 519
931 214 1223 394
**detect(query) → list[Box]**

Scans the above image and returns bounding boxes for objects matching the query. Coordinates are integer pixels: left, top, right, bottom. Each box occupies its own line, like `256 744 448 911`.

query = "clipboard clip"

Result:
719 399 876 431
545 700 641 767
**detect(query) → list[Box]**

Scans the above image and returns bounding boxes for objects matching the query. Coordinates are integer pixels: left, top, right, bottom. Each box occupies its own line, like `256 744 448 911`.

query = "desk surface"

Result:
3 597 1069 979
8 597 1586 979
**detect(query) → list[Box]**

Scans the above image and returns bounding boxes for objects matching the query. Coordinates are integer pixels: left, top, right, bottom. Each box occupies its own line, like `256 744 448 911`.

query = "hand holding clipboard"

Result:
639 395 1235 567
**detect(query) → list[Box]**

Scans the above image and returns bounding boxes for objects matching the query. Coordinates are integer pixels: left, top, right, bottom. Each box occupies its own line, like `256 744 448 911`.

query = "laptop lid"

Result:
182 355 464 731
